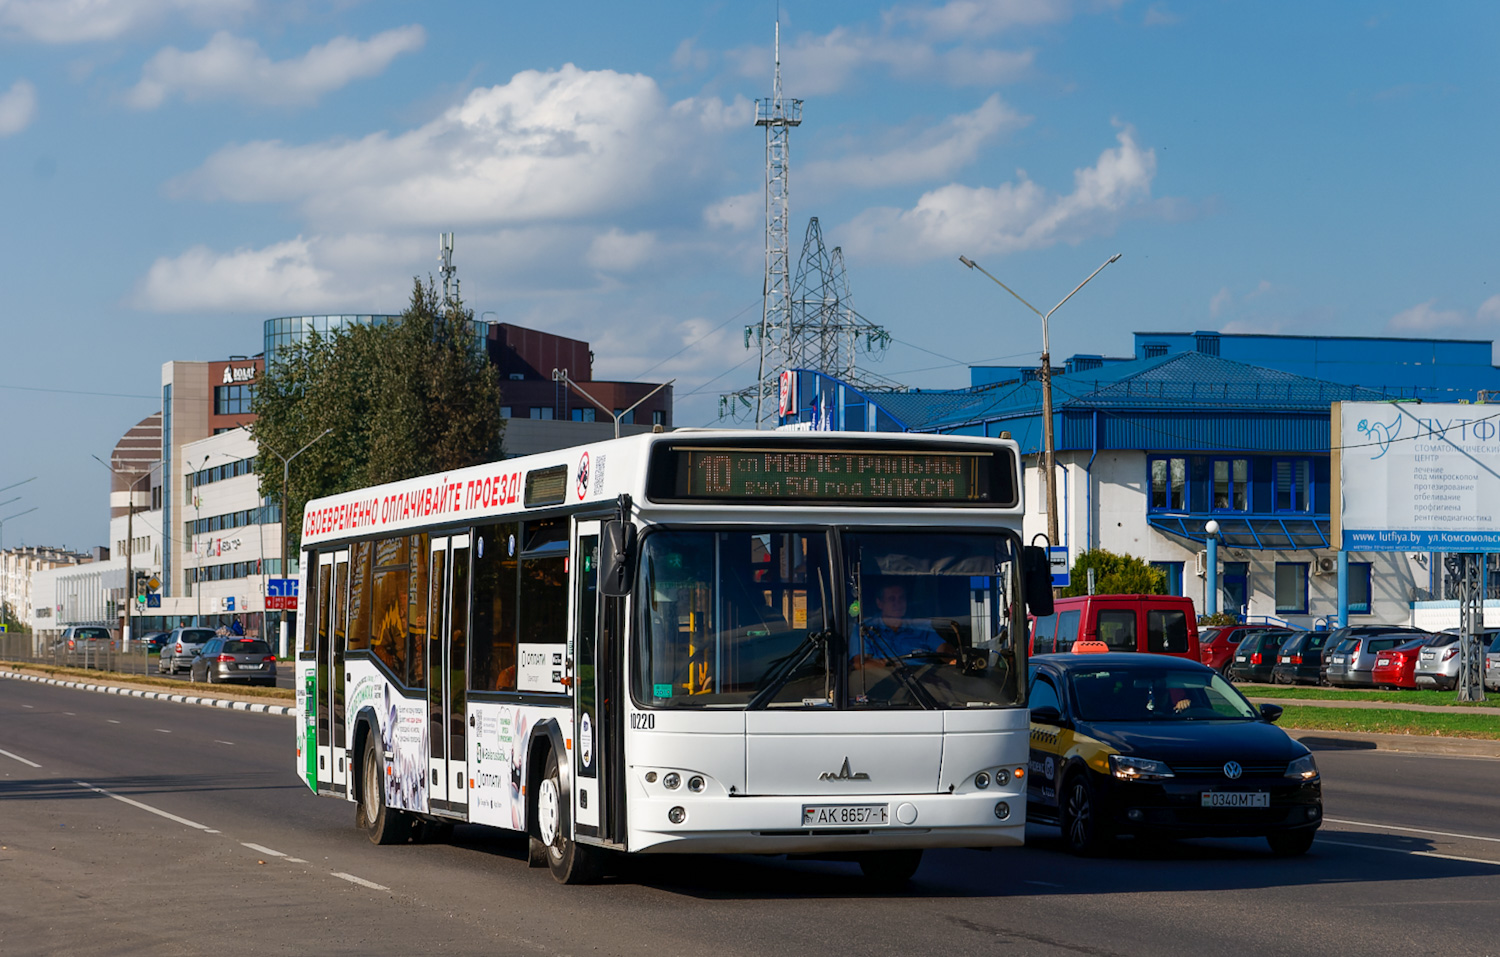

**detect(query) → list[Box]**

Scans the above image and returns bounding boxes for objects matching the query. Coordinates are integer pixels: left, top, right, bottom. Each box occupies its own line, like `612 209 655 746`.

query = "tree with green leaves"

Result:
252 278 504 548
1060 548 1167 597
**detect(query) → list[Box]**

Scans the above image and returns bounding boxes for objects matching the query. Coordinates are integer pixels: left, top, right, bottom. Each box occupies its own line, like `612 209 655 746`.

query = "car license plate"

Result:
1331 656 1344 664
237 663 262 670
802 804 889 827
1279 656 1291 663
1376 658 1390 666
1201 792 1269 808
1235 656 1247 663
1420 651 1435 661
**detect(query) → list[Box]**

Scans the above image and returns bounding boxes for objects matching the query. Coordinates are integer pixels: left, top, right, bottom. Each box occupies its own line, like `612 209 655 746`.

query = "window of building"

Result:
652 409 667 427
614 409 635 425
1275 562 1309 614
214 384 256 415
1148 457 1188 511
570 408 596 423
1143 343 1168 359
1151 561 1184 596
529 407 554 420
1273 458 1313 512
500 406 512 418
1348 562 1372 615
1212 458 1249 511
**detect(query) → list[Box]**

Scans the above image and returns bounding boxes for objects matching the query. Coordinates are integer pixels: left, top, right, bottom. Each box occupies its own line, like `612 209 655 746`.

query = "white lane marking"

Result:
215 740 234 746
287 857 308 864
242 842 286 857
107 719 121 724
74 781 212 831
205 829 221 834
63 712 75 716
155 729 171 733
0 747 42 768
21 704 32 708
1324 817 1500 846
331 872 390 891
1318 838 1500 867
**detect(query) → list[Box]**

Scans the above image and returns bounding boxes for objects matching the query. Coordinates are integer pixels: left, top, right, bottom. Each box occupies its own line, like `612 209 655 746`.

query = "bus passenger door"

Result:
314 552 333 791
425 534 470 815
571 521 618 845
329 549 349 794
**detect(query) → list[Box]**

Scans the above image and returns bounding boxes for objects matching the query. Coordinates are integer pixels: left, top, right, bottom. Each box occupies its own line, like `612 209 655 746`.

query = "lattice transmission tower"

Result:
721 25 895 426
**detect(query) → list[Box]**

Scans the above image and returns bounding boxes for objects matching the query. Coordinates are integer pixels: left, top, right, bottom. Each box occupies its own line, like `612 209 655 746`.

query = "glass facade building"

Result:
264 315 487 370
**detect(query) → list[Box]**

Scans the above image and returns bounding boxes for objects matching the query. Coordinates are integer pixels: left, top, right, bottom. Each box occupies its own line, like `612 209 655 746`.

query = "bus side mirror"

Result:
600 520 636 598
1022 546 1054 618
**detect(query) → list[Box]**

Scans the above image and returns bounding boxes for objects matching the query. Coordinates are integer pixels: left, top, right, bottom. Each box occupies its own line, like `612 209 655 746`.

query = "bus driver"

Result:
854 580 955 667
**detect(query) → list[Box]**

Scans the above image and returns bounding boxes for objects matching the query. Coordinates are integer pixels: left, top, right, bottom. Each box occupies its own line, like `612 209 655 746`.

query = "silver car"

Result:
1328 633 1427 687
1417 630 1499 691
189 636 277 686
157 627 216 674
1485 638 1500 692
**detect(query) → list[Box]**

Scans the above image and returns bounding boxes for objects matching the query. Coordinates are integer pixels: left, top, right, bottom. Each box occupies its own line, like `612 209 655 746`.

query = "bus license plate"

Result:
1201 792 1269 808
802 804 889 827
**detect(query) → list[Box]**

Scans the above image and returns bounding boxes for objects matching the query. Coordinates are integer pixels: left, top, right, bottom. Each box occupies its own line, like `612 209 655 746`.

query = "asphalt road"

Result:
2 679 1497 957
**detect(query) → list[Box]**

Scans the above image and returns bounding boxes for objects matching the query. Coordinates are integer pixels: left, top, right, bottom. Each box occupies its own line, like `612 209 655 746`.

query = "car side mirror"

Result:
1031 705 1067 727
1258 703 1283 724
1022 545 1055 618
599 519 636 598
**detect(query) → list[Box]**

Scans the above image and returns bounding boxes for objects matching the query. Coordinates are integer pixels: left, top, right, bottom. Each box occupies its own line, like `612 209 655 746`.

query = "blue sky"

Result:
3 0 1499 550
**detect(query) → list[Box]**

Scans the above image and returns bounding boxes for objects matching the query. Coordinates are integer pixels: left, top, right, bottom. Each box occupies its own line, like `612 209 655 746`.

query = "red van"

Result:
1030 594 1201 661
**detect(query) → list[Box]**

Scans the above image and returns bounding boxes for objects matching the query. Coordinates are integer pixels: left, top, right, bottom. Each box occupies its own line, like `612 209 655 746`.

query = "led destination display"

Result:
650 444 1017 506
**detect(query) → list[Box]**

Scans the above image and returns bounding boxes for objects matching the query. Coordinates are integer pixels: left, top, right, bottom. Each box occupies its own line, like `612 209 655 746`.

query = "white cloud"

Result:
890 0 1074 40
804 94 1029 188
1143 3 1180 26
0 78 37 135
1387 297 1500 334
136 237 340 312
172 64 739 230
704 192 760 232
586 229 656 273
1209 286 1231 319
126 26 425 109
0 0 250 44
839 124 1157 261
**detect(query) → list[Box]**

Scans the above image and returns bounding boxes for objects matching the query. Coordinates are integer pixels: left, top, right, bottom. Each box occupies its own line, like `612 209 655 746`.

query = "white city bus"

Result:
294 430 1053 883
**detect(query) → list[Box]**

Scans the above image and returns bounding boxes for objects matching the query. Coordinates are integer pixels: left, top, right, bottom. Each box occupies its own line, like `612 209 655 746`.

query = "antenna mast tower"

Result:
439 232 460 315
750 23 801 427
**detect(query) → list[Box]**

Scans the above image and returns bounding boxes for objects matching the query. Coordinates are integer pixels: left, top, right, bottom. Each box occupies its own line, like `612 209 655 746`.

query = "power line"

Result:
632 298 760 381
0 384 157 400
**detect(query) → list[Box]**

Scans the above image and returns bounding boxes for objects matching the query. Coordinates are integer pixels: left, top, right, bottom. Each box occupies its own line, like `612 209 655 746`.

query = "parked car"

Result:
1031 594 1200 660
157 627 216 674
138 631 171 653
1027 651 1322 856
1198 625 1293 674
1270 630 1332 685
1485 637 1500 692
1370 637 1429 690
1327 632 1429 687
1414 629 1499 691
1228 630 1296 683
1319 625 1422 685
54 626 113 665
189 637 278 686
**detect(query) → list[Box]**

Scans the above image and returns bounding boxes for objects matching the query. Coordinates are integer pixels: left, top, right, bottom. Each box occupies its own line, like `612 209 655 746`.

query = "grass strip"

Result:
1245 686 1498 708
1279 704 1500 740
0 661 294 700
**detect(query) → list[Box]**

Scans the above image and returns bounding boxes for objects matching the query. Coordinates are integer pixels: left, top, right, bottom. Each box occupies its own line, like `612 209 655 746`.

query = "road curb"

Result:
0 670 295 716
1288 727 1500 759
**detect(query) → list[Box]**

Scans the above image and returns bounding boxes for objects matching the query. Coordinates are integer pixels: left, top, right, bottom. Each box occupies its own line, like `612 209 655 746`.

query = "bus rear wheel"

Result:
858 849 923 887
537 749 602 884
359 735 411 845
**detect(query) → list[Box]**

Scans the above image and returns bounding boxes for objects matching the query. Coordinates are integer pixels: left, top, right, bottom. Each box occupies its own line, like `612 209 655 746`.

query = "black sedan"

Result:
1027 652 1322 856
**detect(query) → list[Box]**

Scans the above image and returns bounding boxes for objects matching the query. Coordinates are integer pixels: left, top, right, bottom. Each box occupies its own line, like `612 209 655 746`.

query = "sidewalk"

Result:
1288 728 1500 759
1245 695 1500 716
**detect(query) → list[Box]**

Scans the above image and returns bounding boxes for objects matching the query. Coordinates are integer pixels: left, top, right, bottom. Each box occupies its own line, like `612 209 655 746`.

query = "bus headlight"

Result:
668 806 686 824
974 772 991 789
663 772 681 789
687 775 706 792
994 768 1010 787
994 801 1010 820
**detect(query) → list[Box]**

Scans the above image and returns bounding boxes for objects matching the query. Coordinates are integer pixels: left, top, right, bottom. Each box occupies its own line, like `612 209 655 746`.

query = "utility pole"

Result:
555 370 674 439
262 429 333 658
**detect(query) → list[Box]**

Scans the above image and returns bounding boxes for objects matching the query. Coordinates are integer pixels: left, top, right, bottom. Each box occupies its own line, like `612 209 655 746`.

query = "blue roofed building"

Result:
777 332 1500 628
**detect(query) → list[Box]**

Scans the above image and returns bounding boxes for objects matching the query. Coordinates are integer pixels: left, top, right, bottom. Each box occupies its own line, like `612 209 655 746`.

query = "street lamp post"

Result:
553 371 675 439
1204 519 1221 617
261 428 333 658
958 253 1122 552
91 456 162 651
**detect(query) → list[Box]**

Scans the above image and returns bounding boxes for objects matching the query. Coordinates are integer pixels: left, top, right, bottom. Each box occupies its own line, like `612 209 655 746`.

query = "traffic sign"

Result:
266 577 299 611
147 575 161 591
1049 546 1071 589
146 594 161 608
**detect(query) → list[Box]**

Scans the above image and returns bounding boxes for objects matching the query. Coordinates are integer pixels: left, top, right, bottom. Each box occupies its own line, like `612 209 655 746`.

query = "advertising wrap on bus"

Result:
295 430 1046 886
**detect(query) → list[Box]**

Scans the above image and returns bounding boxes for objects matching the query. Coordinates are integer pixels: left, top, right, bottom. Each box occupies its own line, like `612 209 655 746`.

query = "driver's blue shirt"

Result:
861 616 941 659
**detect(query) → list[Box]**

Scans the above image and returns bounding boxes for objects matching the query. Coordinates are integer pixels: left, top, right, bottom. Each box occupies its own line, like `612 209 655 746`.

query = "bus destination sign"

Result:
675 447 997 504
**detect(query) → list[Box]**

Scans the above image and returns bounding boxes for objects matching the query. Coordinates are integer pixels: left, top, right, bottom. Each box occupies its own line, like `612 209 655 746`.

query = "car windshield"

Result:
180 629 215 642
633 528 1025 711
1069 667 1257 721
1366 637 1414 655
223 639 269 655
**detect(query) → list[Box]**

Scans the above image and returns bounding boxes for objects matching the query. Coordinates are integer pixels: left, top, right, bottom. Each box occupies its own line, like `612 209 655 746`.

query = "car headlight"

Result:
1287 754 1319 781
1108 755 1175 781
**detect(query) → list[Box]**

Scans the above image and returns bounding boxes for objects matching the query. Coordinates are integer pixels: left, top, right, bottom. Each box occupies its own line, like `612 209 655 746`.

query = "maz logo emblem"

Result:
819 758 870 782
1222 761 1243 780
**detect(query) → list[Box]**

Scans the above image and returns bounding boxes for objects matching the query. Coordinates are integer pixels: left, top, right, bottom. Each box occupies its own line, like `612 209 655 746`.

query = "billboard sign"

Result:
1336 402 1500 552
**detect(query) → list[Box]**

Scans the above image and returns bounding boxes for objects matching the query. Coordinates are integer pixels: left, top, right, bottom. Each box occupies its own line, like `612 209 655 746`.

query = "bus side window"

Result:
347 541 372 652
371 536 409 678
1054 609 1081 653
519 519 569 647
407 533 431 687
471 522 520 691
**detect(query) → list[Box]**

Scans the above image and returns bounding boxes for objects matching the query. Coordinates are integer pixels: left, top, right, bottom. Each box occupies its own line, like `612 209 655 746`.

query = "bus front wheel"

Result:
858 849 923 887
537 749 602 884
359 735 411 845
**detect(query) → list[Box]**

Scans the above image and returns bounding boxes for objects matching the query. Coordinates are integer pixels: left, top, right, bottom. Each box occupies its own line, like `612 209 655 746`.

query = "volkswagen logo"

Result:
1222 761 1243 780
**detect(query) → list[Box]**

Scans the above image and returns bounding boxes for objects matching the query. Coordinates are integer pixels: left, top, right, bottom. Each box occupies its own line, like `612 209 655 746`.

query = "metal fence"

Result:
0 632 169 677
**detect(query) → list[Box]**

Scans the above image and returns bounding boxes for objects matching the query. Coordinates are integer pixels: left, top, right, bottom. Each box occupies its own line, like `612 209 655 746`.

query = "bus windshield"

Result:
634 528 1024 710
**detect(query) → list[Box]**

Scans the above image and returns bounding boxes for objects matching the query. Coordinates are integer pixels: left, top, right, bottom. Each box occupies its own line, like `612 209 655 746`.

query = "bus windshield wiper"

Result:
747 629 836 710
859 626 937 711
